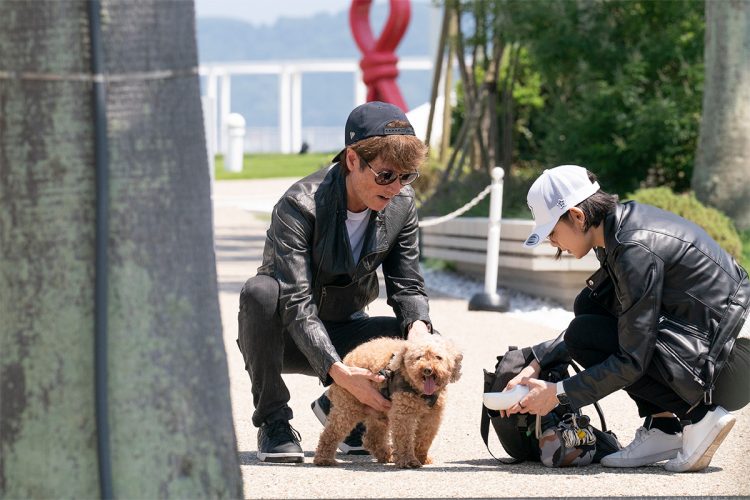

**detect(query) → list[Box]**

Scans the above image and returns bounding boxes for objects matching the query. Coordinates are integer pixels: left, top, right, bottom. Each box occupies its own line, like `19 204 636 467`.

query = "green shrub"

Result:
626 187 742 259
741 230 750 272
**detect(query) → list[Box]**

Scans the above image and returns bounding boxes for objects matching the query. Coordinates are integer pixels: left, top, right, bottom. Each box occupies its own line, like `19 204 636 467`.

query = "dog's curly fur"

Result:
314 336 462 468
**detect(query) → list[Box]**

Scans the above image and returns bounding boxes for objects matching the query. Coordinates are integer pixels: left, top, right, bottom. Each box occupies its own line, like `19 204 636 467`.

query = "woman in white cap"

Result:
504 165 750 472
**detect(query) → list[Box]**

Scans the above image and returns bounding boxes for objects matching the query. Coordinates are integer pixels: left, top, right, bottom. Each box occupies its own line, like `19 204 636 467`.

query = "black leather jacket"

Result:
534 201 749 408
257 164 431 383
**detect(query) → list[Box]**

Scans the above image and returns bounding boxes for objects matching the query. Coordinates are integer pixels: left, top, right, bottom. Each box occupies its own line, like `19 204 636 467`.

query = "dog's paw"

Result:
313 456 338 467
418 454 433 465
395 457 422 469
373 451 392 463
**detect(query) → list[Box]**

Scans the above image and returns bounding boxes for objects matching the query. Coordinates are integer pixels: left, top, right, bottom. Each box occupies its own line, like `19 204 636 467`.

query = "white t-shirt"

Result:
346 209 371 262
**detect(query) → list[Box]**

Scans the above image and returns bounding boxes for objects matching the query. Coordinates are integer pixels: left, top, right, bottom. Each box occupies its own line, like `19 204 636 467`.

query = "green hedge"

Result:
626 187 742 259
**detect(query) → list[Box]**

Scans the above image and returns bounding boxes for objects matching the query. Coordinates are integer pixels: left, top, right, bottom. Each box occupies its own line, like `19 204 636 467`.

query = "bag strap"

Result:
480 405 524 464
481 351 527 465
569 360 608 432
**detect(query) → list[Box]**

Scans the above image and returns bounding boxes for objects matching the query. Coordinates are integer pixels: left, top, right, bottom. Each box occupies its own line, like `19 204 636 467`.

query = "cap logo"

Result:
349 131 356 140
525 234 540 246
556 199 567 209
383 126 415 136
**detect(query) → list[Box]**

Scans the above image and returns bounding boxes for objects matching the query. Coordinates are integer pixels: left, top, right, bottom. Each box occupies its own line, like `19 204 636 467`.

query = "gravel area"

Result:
422 267 575 331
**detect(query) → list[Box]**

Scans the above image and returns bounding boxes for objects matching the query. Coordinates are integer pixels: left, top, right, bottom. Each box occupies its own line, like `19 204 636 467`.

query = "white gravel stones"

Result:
421 267 574 331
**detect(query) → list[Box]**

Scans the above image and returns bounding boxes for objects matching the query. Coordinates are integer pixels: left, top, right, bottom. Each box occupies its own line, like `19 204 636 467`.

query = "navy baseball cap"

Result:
332 101 416 162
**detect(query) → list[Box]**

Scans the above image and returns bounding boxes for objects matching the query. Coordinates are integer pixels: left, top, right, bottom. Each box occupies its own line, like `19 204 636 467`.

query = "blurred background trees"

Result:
419 0 748 264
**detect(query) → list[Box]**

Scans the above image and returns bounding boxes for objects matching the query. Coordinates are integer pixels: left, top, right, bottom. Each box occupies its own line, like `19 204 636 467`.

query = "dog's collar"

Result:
378 368 439 407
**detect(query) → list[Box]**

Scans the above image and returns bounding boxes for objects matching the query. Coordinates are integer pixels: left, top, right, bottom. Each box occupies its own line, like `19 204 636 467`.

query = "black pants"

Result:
565 288 750 422
237 275 404 427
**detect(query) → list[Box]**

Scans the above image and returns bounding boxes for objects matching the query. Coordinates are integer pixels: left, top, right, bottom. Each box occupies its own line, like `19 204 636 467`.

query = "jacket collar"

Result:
597 202 628 264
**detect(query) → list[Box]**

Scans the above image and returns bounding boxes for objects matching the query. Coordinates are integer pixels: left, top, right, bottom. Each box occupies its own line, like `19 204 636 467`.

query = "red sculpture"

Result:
349 0 410 111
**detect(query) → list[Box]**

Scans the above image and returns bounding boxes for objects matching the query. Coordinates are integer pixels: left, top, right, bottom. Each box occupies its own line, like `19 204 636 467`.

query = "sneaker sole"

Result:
601 447 680 468
257 451 304 463
338 442 368 455
665 416 735 472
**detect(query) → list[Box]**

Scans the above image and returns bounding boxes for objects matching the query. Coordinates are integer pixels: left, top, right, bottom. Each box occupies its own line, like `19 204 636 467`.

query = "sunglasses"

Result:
359 155 420 186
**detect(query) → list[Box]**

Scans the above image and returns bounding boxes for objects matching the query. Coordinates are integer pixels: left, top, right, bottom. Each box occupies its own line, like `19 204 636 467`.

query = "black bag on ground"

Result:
480 345 622 466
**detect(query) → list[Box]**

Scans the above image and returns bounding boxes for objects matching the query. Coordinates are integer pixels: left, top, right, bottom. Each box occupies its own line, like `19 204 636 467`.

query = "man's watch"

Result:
555 381 571 406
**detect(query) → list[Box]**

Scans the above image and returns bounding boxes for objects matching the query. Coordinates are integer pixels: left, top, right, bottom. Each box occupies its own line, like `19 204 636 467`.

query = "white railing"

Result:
199 57 435 156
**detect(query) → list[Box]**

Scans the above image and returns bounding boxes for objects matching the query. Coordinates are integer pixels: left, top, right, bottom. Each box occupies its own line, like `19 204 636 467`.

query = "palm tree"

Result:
0 1 242 497
692 0 750 231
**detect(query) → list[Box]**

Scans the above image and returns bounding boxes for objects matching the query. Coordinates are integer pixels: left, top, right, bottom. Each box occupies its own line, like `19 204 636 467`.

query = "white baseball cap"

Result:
522 165 600 248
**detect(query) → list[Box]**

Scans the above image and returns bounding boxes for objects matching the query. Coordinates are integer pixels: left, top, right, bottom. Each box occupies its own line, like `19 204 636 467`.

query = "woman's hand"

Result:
499 360 541 417
505 378 559 417
328 361 392 413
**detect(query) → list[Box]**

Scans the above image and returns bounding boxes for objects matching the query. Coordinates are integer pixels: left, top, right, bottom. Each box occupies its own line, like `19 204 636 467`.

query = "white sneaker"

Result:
664 406 735 472
600 426 682 467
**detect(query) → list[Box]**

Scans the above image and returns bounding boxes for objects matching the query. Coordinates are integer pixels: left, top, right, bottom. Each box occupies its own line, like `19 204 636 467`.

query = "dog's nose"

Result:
423 367 433 376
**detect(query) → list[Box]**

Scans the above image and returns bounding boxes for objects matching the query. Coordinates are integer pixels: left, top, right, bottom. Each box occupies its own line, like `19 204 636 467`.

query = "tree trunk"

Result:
692 0 750 230
425 2 450 150
501 44 520 177
481 36 504 172
0 1 242 497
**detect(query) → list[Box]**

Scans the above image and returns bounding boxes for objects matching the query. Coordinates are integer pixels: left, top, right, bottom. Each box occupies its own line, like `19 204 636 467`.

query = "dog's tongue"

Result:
423 376 436 395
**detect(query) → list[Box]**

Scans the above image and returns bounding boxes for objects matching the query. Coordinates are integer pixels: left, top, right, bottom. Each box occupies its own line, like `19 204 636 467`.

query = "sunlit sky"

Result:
194 0 428 25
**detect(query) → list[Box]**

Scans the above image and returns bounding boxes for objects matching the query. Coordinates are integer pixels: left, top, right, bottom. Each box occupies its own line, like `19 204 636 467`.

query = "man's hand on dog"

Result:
329 361 392 413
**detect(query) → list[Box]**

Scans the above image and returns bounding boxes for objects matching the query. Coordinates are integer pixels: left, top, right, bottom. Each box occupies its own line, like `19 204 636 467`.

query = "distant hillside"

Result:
197 3 436 60
196 3 438 128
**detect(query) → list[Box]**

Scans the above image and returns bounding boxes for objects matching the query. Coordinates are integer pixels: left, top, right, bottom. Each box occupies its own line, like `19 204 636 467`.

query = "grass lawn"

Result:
214 153 334 180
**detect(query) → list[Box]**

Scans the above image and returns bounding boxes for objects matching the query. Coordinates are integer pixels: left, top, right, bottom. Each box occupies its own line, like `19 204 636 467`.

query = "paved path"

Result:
213 179 750 499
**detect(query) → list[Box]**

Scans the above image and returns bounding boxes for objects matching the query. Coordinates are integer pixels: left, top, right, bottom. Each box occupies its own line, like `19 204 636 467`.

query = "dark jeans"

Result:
565 288 750 423
237 274 404 427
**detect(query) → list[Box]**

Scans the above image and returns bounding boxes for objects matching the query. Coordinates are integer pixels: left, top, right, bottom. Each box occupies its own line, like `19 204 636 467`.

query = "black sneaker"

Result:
256 420 304 463
341 422 368 455
311 392 369 455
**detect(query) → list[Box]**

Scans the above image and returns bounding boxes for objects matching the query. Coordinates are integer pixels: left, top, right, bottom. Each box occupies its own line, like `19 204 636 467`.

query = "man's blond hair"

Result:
348 120 428 173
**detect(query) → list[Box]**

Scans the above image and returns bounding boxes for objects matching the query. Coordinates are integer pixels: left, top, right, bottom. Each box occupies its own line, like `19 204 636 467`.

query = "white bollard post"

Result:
468 167 510 312
225 113 246 173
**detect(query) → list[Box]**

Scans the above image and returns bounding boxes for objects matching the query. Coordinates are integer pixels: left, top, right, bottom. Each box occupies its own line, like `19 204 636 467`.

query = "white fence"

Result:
199 57 435 156
242 126 340 154
420 218 599 306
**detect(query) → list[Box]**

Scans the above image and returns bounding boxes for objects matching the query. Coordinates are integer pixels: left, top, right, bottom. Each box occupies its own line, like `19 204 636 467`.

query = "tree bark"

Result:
692 0 750 230
425 2 450 150
0 1 242 497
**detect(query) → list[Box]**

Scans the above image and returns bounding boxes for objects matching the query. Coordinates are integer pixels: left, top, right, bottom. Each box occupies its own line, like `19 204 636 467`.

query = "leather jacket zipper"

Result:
657 339 705 387
659 314 709 340
319 288 327 311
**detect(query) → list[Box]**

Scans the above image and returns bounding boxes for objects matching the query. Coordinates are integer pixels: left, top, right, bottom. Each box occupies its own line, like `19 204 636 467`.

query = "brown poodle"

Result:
314 335 462 468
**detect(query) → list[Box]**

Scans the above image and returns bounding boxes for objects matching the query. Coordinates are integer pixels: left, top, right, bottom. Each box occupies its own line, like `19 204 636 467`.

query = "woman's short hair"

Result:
555 170 618 259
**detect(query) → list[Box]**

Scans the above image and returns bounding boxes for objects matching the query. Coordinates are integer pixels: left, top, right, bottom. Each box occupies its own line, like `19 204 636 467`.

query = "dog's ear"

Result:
446 341 463 383
450 351 463 382
387 344 408 372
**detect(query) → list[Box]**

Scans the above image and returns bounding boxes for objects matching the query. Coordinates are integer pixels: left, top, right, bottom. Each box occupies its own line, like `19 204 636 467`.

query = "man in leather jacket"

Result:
503 165 750 472
237 102 434 463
